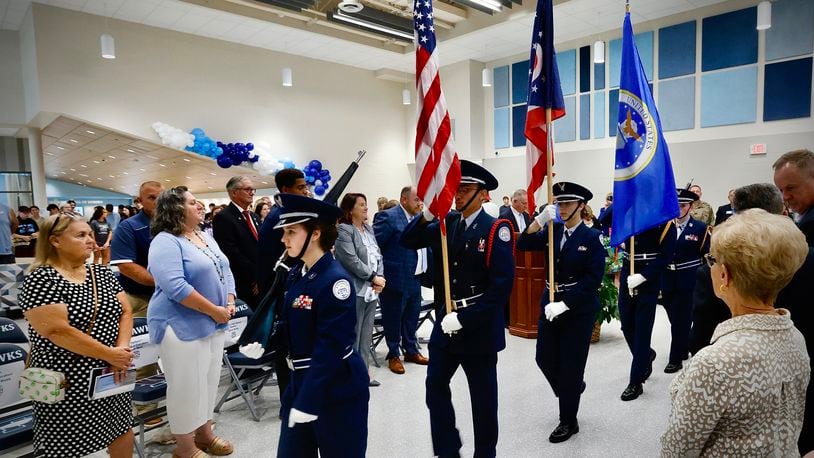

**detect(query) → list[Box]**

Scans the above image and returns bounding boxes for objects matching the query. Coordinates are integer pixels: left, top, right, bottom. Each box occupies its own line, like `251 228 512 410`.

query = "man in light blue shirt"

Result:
0 203 18 264
106 203 121 232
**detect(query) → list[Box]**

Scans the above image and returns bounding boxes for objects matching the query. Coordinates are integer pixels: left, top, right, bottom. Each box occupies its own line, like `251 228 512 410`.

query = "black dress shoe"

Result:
664 362 683 373
369 379 381 387
621 383 643 401
549 421 579 443
643 349 656 381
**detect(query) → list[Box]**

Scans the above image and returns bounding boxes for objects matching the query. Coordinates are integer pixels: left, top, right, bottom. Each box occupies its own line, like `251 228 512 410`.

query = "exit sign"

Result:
751 144 767 155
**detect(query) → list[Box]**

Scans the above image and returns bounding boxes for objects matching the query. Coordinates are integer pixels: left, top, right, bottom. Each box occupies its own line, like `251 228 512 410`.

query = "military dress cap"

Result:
459 160 499 191
273 194 342 229
553 182 593 203
677 188 699 203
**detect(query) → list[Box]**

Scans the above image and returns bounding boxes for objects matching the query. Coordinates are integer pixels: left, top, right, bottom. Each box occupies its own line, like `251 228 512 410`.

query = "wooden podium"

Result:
508 245 547 339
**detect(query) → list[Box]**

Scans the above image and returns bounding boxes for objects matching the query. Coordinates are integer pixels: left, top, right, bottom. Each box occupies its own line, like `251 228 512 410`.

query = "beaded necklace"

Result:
183 230 224 284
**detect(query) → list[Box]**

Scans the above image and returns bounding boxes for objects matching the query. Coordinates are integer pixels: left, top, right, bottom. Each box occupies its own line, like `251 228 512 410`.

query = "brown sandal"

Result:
194 436 234 456
172 450 209 458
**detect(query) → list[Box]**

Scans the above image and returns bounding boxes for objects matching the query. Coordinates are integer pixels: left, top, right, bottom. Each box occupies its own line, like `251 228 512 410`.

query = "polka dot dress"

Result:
19 264 133 458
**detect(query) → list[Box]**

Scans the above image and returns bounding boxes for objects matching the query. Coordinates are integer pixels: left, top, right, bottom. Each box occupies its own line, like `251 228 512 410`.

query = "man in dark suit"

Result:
774 149 814 246
713 189 735 226
373 185 429 374
401 160 515 458
689 182 814 456
213 175 262 309
499 189 532 233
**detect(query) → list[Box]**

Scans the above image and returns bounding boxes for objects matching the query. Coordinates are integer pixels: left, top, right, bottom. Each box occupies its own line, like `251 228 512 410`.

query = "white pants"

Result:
159 326 226 435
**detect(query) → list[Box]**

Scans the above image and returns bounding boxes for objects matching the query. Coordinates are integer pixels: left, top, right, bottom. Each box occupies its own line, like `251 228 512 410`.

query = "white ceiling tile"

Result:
81 0 124 15
142 2 190 28
113 0 161 22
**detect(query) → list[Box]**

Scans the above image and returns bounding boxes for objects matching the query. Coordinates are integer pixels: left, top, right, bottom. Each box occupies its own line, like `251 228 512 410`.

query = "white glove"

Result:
288 408 318 428
423 207 435 221
441 311 463 335
238 342 264 359
534 204 558 226
544 301 570 321
627 273 647 290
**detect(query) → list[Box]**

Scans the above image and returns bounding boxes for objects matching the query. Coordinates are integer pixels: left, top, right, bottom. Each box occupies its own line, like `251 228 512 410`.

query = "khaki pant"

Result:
129 292 158 412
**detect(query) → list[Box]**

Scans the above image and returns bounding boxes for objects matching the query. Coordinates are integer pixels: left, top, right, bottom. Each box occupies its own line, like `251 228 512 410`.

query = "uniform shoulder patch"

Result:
498 226 511 242
332 279 351 300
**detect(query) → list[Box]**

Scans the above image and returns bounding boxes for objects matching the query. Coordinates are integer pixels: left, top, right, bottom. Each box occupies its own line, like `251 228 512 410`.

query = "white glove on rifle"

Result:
288 408 318 428
534 205 558 226
627 273 647 290
544 301 570 321
238 342 264 359
441 311 463 335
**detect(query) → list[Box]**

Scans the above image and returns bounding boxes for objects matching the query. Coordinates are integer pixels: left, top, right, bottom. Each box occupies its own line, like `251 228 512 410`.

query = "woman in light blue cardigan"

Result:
335 193 385 387
148 186 236 458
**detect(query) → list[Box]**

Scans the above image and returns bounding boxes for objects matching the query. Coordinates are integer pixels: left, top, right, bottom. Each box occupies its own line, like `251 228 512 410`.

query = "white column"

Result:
27 127 47 206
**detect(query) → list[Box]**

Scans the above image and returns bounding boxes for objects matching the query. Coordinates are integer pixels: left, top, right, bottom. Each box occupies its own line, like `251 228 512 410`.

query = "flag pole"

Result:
441 226 454 314
546 107 555 303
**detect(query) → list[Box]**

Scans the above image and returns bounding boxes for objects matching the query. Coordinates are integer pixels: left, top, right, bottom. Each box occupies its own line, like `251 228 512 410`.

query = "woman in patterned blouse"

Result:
661 209 810 457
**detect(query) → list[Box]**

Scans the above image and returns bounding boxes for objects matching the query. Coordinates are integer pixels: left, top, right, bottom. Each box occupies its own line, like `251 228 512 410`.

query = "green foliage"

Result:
596 237 624 325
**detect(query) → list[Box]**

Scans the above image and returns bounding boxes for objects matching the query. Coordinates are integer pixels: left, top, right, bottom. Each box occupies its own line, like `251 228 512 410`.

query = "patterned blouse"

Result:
661 309 810 457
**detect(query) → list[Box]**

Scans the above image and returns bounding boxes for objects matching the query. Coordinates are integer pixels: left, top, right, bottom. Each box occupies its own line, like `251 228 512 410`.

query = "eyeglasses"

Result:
704 253 717 267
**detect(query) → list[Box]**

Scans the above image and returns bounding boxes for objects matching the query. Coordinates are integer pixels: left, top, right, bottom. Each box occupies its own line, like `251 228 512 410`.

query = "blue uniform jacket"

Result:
281 252 368 415
621 222 677 295
400 210 515 354
373 206 420 294
661 218 710 293
516 222 605 315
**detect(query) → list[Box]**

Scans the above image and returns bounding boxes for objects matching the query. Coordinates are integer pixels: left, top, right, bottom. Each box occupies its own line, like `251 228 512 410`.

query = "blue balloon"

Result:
185 146 194 152
191 128 204 137
314 185 326 196
319 169 330 178
309 160 322 171
216 141 224 148
249 154 259 163
284 161 296 169
216 155 232 168
323 174 331 182
246 143 254 151
306 175 315 184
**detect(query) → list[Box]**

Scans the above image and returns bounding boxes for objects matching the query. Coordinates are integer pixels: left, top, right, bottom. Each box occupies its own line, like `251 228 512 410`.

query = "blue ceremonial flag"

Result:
610 13 679 247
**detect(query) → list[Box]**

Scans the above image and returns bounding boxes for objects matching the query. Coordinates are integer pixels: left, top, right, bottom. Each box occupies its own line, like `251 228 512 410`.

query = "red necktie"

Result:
243 210 258 240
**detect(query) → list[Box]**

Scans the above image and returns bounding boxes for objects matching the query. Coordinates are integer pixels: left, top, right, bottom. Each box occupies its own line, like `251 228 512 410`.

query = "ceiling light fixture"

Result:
402 88 411 105
108 155 116 159
338 0 363 13
86 130 95 134
69 139 78 143
482 68 492 87
458 0 501 12
100 33 116 59
282 67 293 87
594 41 605 64
330 10 414 40
757 1 772 30
56 146 64 150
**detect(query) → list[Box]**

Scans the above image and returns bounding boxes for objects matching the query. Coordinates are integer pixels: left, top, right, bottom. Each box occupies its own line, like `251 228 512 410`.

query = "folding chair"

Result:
416 299 435 345
130 317 167 458
0 318 34 456
214 302 277 422
370 303 384 368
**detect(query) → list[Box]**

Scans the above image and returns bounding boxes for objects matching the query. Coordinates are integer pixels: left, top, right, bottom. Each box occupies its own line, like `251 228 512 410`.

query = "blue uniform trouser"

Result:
660 289 692 364
535 309 595 424
618 284 657 385
277 386 369 457
380 285 421 359
426 346 498 458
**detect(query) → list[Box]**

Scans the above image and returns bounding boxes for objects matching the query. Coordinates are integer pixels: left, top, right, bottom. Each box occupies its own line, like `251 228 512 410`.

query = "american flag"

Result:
414 0 460 233
524 0 565 214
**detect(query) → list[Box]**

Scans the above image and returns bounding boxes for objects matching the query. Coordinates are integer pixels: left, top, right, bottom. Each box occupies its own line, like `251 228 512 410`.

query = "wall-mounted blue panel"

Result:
764 57 813 121
579 45 591 93
554 96 576 143
659 21 696 79
701 66 757 127
512 105 527 147
594 61 605 90
557 49 577 95
493 65 509 108
594 91 606 138
511 60 530 105
659 76 695 131
579 94 591 140
609 31 654 87
701 7 757 71
494 107 510 149
766 0 814 61
608 89 619 136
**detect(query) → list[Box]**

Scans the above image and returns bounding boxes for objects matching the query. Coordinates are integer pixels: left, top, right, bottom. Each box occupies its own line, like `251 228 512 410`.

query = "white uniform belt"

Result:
287 346 353 371
632 253 659 261
452 293 483 309
545 281 578 292
667 259 703 271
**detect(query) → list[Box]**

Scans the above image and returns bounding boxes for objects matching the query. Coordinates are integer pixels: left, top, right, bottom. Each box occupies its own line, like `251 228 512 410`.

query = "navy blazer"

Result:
281 253 368 415
401 210 514 354
257 204 285 294
516 222 605 315
212 202 260 299
499 206 531 233
620 222 677 296
661 218 710 293
798 209 814 247
373 205 419 293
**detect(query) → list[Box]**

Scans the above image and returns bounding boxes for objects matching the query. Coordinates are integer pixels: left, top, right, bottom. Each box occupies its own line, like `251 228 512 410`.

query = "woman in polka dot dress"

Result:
19 214 134 458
